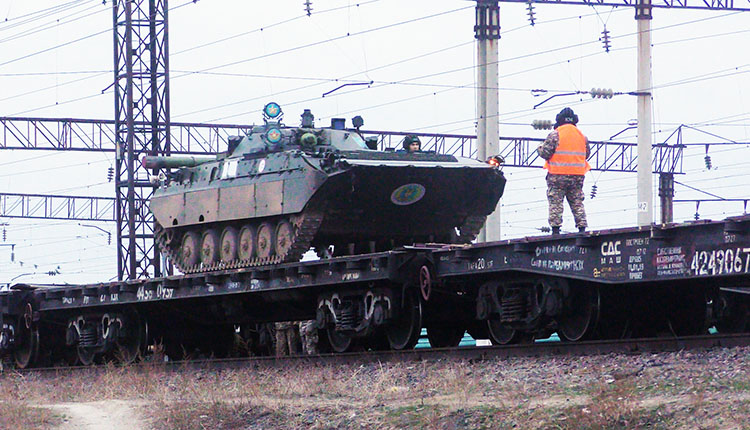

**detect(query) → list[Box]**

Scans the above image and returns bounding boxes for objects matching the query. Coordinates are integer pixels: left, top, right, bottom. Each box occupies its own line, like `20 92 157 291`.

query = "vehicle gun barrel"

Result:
141 155 215 169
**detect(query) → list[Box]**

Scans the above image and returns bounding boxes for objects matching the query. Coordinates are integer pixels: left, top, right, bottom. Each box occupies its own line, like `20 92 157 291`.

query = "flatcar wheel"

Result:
557 284 600 342
14 329 40 369
14 304 40 369
115 312 147 365
326 328 353 353
715 293 750 333
256 222 275 259
219 226 239 263
237 225 256 261
274 220 294 258
77 346 96 366
385 288 423 350
426 326 464 348
487 319 529 345
466 321 489 340
63 346 80 366
180 231 200 268
665 290 710 336
200 229 220 266
364 329 391 351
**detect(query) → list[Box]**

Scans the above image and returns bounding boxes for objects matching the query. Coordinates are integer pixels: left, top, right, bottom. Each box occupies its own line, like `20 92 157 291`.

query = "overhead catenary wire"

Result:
0 0 92 31
5 4 746 131
0 2 104 45
0 0 200 70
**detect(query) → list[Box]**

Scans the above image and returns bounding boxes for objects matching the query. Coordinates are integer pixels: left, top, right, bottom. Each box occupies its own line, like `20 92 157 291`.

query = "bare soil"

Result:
44 399 145 430
1 347 749 429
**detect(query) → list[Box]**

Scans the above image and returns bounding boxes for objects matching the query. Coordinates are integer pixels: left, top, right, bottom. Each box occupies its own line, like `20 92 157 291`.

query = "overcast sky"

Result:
0 0 748 285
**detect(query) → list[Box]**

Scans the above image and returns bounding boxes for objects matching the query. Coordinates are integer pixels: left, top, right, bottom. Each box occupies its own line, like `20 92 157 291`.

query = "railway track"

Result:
10 333 749 374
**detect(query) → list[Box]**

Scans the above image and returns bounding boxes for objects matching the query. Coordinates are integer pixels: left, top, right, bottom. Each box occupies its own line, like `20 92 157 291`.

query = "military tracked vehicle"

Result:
143 103 506 273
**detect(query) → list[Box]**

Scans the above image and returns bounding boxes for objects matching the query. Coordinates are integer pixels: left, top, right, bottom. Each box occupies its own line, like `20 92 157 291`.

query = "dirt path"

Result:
44 400 146 430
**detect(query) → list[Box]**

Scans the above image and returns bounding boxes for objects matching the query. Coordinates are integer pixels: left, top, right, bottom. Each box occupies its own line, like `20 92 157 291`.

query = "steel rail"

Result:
8 333 749 374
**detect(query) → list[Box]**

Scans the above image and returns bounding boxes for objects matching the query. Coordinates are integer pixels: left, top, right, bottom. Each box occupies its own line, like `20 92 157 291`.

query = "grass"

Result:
0 400 64 430
0 349 748 429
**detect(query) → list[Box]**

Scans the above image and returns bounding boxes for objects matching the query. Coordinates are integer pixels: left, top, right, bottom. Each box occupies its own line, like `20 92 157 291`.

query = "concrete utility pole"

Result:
475 0 501 242
635 0 653 227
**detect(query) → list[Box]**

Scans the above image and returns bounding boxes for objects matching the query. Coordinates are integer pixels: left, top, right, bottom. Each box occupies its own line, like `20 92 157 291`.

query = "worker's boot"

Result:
578 226 586 233
551 226 561 235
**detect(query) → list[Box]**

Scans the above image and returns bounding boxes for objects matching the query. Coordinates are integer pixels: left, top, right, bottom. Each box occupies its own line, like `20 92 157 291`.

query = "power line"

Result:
173 5 474 77
171 0 383 57
0 0 91 30
0 27 109 69
0 0 198 70
0 70 110 76
0 2 104 45
0 158 108 178
0 71 110 103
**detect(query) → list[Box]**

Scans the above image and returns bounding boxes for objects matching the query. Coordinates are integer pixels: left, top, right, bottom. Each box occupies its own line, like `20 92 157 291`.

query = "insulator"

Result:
532 119 553 130
601 26 611 53
2 228 5 242
304 0 313 16
540 226 550 233
526 1 536 26
704 145 712 170
590 88 614 99
590 184 598 199
694 211 700 220
107 166 114 182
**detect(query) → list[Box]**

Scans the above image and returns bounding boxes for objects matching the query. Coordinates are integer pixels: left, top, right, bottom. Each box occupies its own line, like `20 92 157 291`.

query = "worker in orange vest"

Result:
537 107 591 235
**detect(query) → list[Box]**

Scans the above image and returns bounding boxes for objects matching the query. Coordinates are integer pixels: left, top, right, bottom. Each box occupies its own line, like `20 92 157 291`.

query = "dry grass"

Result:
0 348 749 429
0 399 64 429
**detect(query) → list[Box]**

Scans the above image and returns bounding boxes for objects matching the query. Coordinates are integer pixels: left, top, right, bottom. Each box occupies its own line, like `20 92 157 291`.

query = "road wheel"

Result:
256 222 275 259
219 226 239 263
200 229 220 266
180 231 200 268
274 220 294 258
237 225 256 261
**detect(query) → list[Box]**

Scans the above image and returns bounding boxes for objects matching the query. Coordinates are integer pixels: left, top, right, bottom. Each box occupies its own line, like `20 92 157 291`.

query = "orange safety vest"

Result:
544 124 590 175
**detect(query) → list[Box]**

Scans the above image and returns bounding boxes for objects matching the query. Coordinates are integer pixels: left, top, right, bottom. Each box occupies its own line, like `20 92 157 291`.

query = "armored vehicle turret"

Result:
145 103 506 273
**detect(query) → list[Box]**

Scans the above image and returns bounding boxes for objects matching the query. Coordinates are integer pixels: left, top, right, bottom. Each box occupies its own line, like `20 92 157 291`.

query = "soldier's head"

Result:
403 135 421 152
555 107 579 128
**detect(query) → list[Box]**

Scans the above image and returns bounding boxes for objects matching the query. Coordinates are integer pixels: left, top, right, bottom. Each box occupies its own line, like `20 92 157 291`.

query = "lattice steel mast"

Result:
112 0 170 280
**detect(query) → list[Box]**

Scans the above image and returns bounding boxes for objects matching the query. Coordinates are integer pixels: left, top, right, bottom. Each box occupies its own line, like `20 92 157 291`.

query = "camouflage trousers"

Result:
275 321 301 356
299 320 319 355
546 174 587 229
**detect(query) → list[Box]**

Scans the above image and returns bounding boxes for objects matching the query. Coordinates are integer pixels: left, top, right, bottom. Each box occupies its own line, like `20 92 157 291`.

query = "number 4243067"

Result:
691 248 750 276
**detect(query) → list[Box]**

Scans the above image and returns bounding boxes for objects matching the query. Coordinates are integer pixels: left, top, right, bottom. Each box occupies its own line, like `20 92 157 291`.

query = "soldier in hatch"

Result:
402 135 421 153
